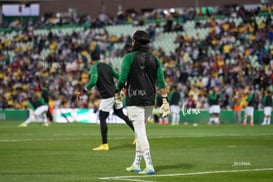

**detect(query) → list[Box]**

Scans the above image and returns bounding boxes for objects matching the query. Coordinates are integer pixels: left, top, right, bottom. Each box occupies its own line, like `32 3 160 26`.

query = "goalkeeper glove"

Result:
114 90 125 105
160 96 170 118
77 88 88 101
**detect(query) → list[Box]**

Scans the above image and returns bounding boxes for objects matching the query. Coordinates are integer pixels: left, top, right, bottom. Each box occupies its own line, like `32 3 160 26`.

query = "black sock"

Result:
114 108 134 132
99 111 109 144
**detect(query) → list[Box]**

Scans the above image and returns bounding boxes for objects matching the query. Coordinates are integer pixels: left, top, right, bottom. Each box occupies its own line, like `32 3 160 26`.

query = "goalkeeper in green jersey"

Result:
117 30 170 175
78 50 134 151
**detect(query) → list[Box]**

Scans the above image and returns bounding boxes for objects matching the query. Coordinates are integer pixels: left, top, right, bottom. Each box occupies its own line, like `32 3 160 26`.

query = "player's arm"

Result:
78 64 98 101
155 57 167 95
111 66 119 80
117 53 134 90
85 64 98 91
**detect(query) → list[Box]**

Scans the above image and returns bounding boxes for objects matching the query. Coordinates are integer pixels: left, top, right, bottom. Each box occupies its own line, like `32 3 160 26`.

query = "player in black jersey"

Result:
78 50 134 151
117 30 170 175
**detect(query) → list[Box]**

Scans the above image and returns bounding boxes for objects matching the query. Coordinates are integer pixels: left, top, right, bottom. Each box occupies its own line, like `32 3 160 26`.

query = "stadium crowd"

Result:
0 3 273 114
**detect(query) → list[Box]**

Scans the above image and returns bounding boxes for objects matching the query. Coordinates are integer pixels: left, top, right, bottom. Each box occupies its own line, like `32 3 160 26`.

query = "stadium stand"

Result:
0 3 272 112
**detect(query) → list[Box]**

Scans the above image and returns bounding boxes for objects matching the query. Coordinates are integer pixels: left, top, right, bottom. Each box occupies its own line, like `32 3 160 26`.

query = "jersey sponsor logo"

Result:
127 85 147 97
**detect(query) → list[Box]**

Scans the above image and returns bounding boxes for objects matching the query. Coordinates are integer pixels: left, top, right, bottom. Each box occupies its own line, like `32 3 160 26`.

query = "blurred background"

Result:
0 0 272 123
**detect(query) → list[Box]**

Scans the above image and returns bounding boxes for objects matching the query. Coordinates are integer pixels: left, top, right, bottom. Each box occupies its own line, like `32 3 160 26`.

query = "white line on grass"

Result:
1 132 273 143
99 168 273 181
0 137 81 142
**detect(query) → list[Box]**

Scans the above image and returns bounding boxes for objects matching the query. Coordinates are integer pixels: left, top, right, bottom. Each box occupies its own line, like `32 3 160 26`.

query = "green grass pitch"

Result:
0 121 273 182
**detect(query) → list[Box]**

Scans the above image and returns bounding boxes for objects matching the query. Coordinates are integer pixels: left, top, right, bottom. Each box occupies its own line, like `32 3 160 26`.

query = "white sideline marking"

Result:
0 137 81 142
99 168 273 181
1 132 273 143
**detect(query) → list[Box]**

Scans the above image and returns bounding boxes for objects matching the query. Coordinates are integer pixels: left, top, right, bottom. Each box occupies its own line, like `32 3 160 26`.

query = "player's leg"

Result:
249 115 254 126
126 106 143 172
242 107 248 126
267 108 272 125
211 115 216 124
19 109 35 127
140 105 155 174
262 115 269 125
209 105 220 125
262 109 267 125
126 124 142 172
171 112 177 125
114 108 134 131
212 113 217 124
92 110 110 151
114 101 135 144
209 106 218 125
93 97 113 151
249 107 254 126
208 106 214 124
135 106 155 174
171 105 179 125
267 107 271 125
215 105 221 125
176 110 180 125
35 105 49 126
264 107 272 125
127 106 155 174
99 110 109 144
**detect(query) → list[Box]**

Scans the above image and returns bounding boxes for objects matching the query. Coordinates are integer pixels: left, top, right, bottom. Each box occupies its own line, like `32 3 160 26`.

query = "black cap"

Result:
133 30 150 44
91 50 100 60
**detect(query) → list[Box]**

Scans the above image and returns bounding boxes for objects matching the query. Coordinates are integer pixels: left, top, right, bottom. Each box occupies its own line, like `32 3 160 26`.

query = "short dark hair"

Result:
133 30 150 44
91 50 100 60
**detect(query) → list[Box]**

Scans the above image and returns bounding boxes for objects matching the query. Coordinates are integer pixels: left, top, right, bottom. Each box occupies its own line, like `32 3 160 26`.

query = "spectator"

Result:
0 3 272 123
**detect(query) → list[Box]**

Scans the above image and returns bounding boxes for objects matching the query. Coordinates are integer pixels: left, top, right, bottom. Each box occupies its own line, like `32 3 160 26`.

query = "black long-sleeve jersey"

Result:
117 51 166 106
85 61 119 98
